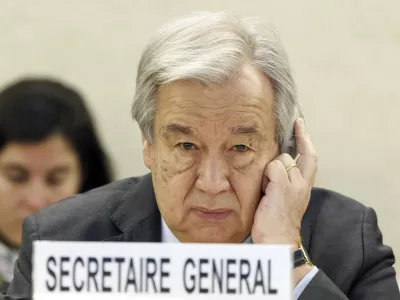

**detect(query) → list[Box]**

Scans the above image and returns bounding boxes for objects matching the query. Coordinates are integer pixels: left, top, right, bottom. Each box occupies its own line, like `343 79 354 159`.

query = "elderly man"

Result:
4 12 399 300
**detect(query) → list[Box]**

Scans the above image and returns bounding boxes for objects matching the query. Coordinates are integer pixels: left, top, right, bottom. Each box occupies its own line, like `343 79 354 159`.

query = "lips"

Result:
193 207 232 221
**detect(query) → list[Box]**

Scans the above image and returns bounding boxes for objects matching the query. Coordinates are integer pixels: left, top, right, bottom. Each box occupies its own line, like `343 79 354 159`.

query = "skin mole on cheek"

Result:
160 154 195 177
161 160 170 173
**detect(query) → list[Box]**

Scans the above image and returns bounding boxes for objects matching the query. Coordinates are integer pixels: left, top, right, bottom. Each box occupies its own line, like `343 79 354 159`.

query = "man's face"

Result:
142 65 279 243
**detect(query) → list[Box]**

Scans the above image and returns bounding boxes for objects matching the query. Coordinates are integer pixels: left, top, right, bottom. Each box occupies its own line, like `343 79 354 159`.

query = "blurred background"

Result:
0 0 398 277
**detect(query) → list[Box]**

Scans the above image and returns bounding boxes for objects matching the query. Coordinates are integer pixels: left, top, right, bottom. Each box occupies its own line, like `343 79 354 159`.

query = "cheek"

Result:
230 144 278 212
152 147 197 220
155 146 196 182
230 165 264 209
67 167 82 191
0 179 24 237
0 177 22 209
49 172 81 204
229 153 255 173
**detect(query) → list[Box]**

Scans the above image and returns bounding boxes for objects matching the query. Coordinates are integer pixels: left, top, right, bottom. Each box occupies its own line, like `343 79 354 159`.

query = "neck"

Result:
0 233 19 250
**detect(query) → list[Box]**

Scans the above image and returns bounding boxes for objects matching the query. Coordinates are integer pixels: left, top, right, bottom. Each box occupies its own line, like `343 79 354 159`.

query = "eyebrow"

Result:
0 163 28 172
229 125 261 135
163 123 195 135
48 166 71 174
0 163 71 173
163 123 262 136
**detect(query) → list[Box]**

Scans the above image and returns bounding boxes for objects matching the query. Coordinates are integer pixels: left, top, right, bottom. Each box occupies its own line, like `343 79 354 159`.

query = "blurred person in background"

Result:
0 78 113 292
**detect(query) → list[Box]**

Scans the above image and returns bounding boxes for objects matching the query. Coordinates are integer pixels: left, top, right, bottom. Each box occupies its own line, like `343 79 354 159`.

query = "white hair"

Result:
132 11 303 157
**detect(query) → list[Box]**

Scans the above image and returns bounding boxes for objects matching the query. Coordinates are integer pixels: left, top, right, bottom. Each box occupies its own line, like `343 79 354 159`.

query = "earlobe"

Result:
142 134 152 170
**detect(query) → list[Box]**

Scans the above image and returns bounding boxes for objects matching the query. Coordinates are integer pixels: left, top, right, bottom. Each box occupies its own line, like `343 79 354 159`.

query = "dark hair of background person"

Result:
0 77 113 192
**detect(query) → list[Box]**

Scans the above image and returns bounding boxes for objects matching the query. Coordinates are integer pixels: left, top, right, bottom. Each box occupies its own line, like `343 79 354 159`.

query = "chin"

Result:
187 226 238 243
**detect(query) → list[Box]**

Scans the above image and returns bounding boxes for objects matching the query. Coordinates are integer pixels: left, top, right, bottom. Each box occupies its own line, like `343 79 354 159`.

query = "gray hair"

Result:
132 11 303 157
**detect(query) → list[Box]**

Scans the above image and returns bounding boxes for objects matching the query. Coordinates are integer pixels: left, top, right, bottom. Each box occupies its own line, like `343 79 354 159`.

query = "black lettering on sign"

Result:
59 257 70 291
102 257 112 292
211 259 223 294
160 258 170 293
183 258 195 293
145 258 157 293
199 259 209 293
125 258 138 292
226 259 236 294
239 259 251 294
253 260 265 294
268 260 277 294
87 257 99 292
46 256 56 291
115 257 125 292
140 258 143 292
73 257 84 291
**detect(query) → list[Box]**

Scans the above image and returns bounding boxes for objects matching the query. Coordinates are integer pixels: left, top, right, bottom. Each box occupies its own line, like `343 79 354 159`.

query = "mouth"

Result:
192 207 232 221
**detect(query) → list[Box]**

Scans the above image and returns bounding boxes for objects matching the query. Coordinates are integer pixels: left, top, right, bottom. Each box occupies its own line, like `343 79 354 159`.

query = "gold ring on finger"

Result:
285 164 297 172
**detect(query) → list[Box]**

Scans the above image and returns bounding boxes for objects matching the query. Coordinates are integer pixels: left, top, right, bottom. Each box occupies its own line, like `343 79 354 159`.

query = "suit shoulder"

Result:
307 187 368 246
32 176 143 241
308 187 367 221
307 187 370 291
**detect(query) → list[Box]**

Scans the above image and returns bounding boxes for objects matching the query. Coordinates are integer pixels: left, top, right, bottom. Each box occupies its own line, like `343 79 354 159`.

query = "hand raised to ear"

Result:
251 118 317 245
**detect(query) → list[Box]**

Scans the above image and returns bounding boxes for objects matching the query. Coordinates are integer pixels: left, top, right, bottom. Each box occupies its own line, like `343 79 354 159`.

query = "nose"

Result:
195 152 230 197
23 181 50 212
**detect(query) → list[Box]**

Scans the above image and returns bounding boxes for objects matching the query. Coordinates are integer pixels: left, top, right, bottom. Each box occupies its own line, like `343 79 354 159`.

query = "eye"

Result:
7 173 28 184
233 144 248 152
179 142 196 150
46 169 70 186
47 175 64 186
4 171 28 184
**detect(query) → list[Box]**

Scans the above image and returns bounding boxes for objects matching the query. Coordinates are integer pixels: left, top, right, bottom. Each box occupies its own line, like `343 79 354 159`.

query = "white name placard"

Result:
33 241 291 300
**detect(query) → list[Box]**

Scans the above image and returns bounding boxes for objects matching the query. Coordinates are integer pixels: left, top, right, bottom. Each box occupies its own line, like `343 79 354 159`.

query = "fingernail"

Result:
298 118 305 126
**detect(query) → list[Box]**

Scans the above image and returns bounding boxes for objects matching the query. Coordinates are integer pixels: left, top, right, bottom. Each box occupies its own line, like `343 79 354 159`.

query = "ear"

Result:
142 134 152 170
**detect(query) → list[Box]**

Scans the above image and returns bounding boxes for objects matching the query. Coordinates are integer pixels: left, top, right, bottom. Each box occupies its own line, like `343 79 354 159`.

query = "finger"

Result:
263 160 288 204
264 159 289 192
276 153 302 183
295 118 317 182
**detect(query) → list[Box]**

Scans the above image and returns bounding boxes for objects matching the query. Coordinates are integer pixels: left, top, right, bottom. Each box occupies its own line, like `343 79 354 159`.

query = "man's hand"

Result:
251 118 317 284
252 118 317 244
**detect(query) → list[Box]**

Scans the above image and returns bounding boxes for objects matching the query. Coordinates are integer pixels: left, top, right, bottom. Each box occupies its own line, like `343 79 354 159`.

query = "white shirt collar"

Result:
161 217 180 243
0 240 18 282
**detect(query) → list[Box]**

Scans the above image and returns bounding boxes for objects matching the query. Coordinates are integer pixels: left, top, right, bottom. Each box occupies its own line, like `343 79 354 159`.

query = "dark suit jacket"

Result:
4 174 400 299
0 282 9 295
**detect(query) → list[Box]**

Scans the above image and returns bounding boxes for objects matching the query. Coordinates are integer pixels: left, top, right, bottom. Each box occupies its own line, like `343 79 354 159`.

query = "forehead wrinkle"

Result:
160 110 271 141
159 82 271 117
166 100 267 122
